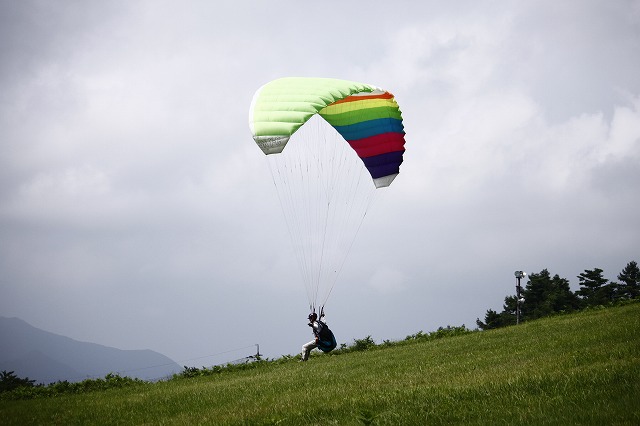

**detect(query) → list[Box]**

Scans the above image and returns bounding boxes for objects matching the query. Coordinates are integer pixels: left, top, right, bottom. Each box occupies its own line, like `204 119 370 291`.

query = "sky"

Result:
1 0 639 370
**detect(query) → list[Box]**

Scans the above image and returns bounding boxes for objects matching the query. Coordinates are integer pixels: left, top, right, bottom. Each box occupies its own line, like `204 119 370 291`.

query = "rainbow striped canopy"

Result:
249 77 405 188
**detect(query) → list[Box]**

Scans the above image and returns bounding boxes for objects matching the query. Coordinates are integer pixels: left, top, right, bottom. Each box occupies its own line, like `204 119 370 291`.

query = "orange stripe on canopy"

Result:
331 92 394 105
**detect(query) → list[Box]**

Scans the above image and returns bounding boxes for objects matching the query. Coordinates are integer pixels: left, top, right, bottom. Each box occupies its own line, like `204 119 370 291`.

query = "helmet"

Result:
308 312 317 320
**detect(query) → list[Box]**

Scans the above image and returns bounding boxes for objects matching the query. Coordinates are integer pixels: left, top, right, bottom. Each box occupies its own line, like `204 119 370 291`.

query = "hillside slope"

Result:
1 303 639 425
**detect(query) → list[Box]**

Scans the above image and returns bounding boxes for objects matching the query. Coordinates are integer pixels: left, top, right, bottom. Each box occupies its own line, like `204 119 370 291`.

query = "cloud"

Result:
0 0 639 363
367 266 408 295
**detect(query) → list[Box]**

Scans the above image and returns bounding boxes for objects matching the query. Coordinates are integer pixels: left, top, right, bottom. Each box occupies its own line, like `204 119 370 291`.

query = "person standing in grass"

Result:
301 311 336 361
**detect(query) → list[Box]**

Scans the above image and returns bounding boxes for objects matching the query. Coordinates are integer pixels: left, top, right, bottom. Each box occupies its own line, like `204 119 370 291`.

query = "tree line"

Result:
476 260 639 330
1 326 475 400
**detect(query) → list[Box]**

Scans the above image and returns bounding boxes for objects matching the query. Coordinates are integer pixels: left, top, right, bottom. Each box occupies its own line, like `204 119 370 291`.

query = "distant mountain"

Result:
0 317 181 384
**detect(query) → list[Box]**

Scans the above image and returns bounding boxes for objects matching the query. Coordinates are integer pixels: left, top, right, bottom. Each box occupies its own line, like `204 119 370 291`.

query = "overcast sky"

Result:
1 0 639 368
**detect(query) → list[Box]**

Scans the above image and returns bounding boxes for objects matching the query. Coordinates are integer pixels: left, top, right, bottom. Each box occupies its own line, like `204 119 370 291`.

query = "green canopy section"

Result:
249 77 376 154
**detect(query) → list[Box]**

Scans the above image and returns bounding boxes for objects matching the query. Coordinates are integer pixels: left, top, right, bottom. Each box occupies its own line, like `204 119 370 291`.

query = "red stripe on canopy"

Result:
347 132 405 158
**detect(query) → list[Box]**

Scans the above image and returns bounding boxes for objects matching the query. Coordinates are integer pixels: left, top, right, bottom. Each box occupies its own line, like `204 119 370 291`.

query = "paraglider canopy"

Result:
248 77 406 311
249 77 405 188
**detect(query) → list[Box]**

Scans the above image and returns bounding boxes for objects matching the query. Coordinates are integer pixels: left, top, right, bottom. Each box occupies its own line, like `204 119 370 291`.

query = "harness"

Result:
315 320 337 353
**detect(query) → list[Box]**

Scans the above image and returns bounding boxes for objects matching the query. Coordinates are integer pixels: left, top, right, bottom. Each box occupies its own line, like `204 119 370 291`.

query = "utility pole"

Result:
255 344 262 360
514 271 526 324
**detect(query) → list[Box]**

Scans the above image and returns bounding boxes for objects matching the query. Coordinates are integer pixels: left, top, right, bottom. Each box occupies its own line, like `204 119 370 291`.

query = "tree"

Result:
476 309 505 330
616 261 640 300
548 273 580 312
521 269 553 319
0 370 36 393
520 269 579 320
476 293 523 330
576 268 615 307
501 295 519 326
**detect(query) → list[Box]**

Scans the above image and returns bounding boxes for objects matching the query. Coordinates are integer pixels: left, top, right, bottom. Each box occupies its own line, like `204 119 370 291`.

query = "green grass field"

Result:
2 303 639 425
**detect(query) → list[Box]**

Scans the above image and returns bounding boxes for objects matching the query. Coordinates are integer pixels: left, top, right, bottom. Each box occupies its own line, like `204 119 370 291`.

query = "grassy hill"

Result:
1 302 639 425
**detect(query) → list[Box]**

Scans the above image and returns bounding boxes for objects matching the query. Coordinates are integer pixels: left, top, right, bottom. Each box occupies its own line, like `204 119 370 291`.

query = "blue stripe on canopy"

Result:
332 118 405 141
